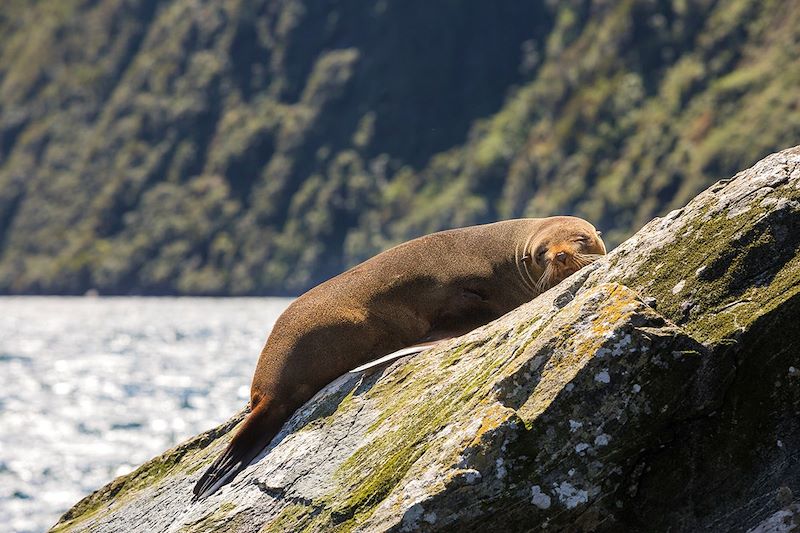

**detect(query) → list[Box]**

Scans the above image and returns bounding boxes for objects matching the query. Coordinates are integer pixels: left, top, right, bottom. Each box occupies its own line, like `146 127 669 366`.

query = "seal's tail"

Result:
192 399 283 500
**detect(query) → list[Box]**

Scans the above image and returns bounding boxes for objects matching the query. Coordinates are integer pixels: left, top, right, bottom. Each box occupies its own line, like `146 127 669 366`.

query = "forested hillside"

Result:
0 0 798 295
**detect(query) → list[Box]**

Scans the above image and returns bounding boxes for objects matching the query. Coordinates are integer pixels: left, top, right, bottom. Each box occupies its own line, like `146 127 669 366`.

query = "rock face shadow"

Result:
623 291 800 532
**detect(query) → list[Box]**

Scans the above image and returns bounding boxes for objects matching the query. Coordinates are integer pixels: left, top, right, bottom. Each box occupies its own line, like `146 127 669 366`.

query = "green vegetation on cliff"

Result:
0 0 798 295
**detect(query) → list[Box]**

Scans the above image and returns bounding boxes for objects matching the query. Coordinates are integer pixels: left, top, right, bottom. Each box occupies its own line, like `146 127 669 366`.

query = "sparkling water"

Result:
0 297 292 533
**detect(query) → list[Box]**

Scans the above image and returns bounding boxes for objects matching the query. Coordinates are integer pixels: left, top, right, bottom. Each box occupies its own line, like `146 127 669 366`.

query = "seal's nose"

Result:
555 251 568 264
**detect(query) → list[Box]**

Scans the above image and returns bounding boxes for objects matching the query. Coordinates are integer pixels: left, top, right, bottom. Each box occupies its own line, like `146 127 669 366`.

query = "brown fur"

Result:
193 217 605 498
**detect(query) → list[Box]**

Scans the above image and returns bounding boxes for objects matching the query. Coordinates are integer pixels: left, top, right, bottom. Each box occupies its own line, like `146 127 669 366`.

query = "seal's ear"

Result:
596 230 602 236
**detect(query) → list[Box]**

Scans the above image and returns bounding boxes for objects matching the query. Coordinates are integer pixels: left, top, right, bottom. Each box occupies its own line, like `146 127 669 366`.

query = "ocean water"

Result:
0 297 292 533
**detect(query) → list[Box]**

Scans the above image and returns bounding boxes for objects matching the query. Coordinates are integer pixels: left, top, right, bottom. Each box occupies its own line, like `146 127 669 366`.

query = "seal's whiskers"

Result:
573 252 604 268
535 263 555 293
515 245 538 295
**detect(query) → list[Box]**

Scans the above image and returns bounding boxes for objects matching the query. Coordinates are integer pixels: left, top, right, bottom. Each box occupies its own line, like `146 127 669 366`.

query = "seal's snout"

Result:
555 252 579 277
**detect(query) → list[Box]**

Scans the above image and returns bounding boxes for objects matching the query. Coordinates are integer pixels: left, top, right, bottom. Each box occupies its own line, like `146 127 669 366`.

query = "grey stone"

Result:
52 146 800 532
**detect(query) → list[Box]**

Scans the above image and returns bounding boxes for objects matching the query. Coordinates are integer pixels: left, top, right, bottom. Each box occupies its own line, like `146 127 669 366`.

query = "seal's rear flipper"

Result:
348 341 441 373
192 444 255 501
193 400 283 500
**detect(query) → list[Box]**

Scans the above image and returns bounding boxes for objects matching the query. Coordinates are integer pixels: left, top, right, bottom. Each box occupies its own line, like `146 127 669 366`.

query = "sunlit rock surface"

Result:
53 147 800 532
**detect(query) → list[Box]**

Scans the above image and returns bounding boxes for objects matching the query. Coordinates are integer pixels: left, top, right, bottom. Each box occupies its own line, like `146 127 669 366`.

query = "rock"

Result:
52 147 800 532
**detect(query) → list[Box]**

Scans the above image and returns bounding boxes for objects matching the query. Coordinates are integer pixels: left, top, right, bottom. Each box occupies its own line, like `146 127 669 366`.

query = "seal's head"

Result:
520 216 606 293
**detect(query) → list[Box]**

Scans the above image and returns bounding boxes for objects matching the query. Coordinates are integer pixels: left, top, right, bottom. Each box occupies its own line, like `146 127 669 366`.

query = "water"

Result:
0 297 292 533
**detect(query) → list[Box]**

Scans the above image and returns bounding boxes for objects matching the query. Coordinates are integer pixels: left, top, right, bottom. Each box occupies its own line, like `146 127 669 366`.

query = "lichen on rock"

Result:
52 147 800 532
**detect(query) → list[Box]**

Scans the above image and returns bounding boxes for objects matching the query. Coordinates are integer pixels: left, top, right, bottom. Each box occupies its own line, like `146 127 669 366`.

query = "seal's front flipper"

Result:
348 341 441 373
348 322 490 374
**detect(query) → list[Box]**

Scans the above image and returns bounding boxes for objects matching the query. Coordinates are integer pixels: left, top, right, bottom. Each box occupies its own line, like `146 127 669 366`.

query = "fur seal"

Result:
193 216 605 498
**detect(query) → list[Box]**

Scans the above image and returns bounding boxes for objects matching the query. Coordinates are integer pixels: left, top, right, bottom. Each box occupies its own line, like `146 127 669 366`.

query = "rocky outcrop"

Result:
52 147 800 532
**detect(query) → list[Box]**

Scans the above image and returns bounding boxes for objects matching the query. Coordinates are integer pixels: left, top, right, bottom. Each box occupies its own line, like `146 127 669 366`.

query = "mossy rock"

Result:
52 148 800 532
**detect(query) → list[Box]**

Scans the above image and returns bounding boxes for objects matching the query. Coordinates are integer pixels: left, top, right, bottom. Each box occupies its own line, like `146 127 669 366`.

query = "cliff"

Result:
2 0 800 295
51 147 800 531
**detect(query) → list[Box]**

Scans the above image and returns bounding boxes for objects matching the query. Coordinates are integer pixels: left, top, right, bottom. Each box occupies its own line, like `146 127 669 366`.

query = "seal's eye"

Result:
575 235 590 244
